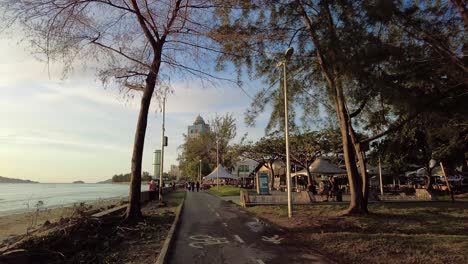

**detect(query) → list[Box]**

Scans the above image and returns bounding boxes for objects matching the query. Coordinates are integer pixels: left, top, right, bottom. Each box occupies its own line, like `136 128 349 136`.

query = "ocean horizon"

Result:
0 183 145 216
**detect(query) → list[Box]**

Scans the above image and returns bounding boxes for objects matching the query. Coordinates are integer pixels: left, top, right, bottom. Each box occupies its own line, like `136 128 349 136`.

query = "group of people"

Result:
319 176 341 201
186 181 200 192
306 176 342 202
148 180 177 201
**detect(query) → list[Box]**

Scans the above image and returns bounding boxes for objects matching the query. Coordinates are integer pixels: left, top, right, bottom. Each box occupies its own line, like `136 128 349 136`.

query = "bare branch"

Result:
349 98 368 118
130 0 160 54
91 39 151 69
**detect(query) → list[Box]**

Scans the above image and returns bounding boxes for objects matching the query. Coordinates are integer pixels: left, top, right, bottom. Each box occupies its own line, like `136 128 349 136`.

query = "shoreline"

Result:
0 197 127 245
0 194 128 217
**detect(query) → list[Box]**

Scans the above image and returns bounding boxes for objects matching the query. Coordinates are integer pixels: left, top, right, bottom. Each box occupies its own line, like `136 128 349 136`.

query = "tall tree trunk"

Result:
126 58 161 221
269 165 275 190
425 166 434 190
335 82 365 214
297 0 365 214
306 167 312 186
354 144 369 212
348 124 370 212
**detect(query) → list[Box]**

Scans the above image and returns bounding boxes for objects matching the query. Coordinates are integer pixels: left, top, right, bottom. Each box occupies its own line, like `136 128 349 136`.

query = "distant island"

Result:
0 176 39 183
97 171 155 184
72 180 85 184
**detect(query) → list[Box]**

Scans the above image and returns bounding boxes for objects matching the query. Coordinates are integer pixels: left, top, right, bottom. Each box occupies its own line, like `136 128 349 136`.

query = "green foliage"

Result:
112 172 152 182
213 0 466 150
370 111 468 173
178 113 239 181
207 185 256 197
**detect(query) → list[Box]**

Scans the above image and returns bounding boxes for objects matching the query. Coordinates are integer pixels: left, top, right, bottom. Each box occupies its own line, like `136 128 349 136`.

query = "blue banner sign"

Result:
258 172 269 195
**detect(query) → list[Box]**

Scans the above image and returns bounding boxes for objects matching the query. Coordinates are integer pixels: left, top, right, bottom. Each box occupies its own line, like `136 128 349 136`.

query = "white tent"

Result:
291 169 308 177
416 167 444 177
291 158 345 177
360 163 390 176
310 158 346 175
204 165 239 180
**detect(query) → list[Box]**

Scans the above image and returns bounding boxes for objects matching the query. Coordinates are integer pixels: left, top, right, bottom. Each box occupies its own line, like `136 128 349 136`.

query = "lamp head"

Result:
285 47 294 60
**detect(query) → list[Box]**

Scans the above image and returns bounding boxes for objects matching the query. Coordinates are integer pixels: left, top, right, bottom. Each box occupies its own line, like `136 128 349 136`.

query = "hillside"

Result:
96 179 113 184
0 176 39 183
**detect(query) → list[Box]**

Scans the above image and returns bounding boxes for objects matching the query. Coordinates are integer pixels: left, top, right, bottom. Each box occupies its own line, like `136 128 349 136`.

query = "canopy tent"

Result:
310 158 346 175
360 163 390 176
291 169 308 177
416 166 444 177
204 165 239 180
290 158 346 177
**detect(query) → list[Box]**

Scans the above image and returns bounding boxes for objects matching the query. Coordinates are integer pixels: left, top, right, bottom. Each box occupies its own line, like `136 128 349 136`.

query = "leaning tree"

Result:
1 0 238 221
211 0 467 214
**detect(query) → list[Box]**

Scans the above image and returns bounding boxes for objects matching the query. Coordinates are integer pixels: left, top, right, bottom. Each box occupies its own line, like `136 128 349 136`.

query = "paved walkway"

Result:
168 191 332 264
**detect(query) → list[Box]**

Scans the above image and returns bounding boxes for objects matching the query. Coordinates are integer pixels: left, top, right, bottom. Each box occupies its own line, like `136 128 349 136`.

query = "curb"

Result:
155 198 185 264
91 204 128 218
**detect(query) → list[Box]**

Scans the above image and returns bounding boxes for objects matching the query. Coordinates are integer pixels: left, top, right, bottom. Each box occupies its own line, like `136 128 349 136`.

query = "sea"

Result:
0 183 133 216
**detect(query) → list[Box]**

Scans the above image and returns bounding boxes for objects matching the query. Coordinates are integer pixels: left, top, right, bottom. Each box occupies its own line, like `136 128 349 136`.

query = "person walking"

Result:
196 181 200 192
319 180 329 202
191 181 195 192
148 180 156 201
330 176 339 201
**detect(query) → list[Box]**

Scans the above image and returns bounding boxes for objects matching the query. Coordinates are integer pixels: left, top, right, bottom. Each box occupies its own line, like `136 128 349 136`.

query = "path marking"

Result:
234 235 244 243
188 235 229 249
261 235 283 244
257 260 265 264
215 212 220 217
246 221 263 233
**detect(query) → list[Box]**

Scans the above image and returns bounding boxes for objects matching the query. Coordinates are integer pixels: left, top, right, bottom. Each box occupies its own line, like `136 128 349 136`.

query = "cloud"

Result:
0 133 126 152
0 35 273 182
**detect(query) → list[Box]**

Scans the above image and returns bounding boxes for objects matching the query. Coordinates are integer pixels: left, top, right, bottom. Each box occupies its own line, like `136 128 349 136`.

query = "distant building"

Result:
187 115 210 138
169 164 182 180
233 159 259 178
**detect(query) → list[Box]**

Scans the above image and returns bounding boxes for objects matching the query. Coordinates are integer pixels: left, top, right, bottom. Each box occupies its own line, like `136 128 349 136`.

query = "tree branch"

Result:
361 86 467 144
349 98 368 118
130 0 159 56
90 39 151 69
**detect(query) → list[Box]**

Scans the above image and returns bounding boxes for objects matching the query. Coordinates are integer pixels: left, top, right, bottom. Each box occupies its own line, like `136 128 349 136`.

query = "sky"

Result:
0 36 271 183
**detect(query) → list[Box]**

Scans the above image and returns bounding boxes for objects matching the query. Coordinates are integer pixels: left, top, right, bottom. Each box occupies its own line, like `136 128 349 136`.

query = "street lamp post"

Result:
159 95 166 202
216 139 219 190
199 159 202 183
278 47 294 218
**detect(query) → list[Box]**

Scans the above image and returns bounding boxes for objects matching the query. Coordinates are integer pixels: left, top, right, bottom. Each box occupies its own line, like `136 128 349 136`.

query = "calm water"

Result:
0 183 132 216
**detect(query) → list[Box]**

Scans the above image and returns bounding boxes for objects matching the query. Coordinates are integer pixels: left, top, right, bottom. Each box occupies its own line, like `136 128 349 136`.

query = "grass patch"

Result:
437 194 468 202
207 185 256 197
163 190 186 207
246 202 468 264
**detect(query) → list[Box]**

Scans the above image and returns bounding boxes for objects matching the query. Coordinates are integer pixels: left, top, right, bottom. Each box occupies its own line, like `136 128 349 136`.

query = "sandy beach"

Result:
0 198 127 246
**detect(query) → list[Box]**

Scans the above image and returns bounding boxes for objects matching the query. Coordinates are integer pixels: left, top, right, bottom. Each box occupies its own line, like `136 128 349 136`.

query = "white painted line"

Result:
257 260 265 264
215 212 220 217
234 235 245 243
